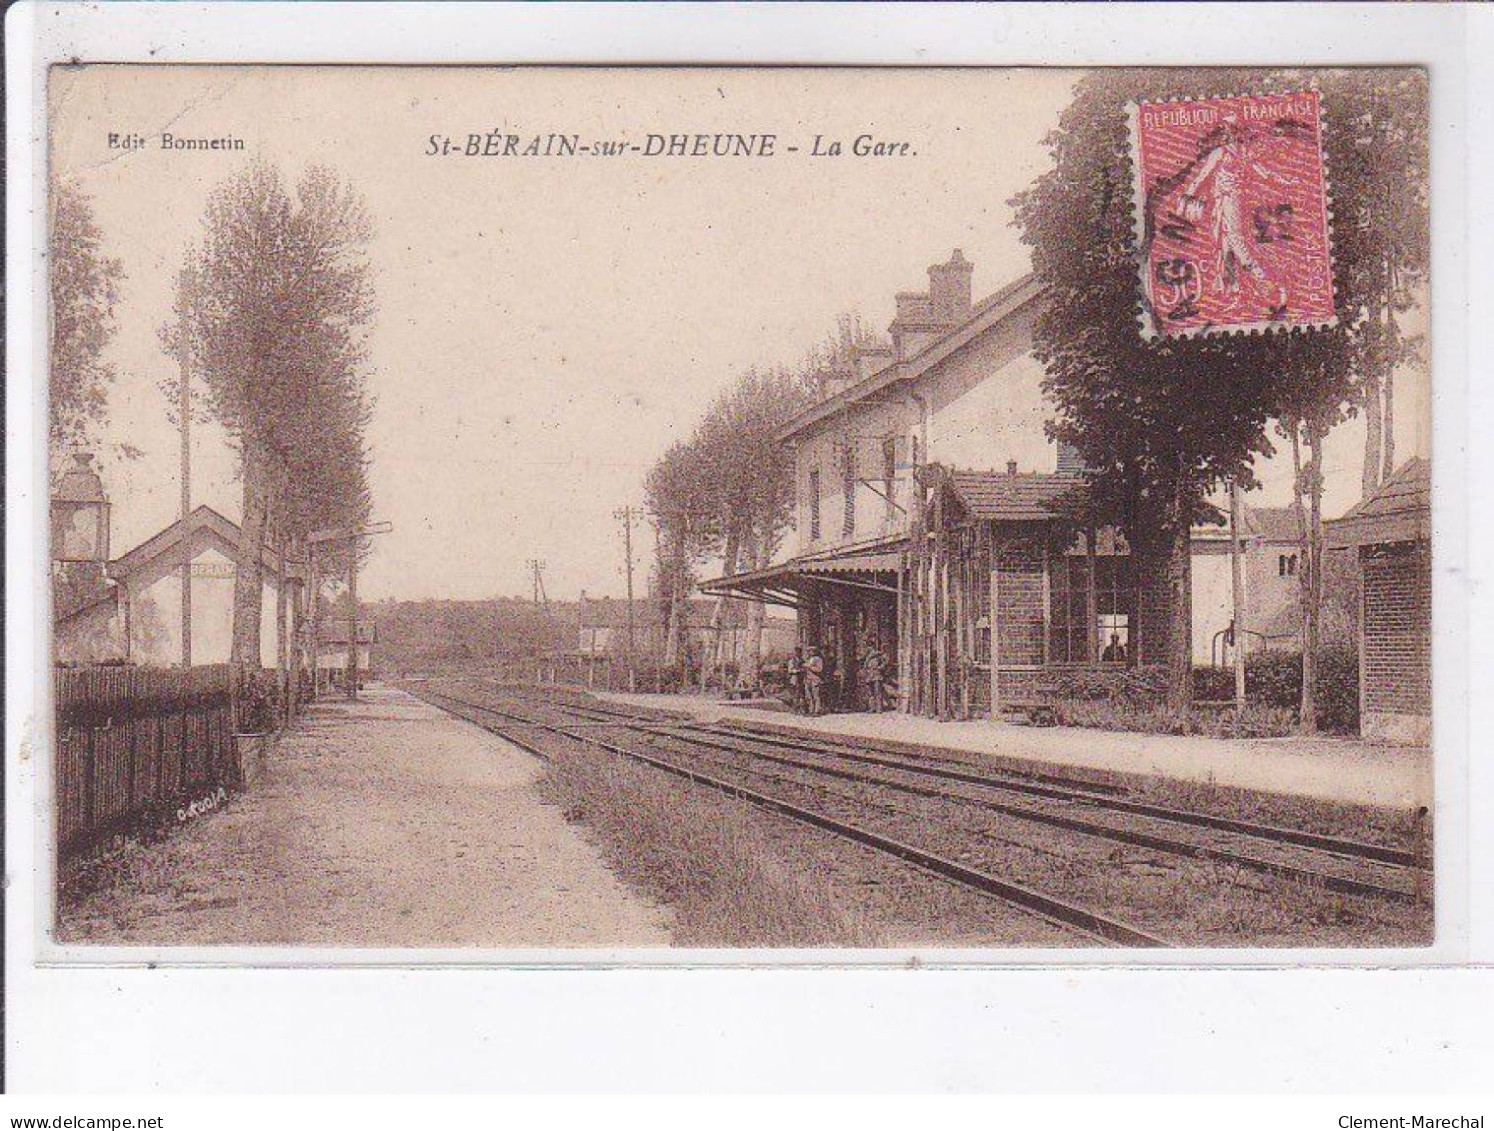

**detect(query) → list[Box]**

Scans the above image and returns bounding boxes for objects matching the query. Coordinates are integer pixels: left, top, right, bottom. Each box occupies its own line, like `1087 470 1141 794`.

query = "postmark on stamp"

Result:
1130 90 1336 339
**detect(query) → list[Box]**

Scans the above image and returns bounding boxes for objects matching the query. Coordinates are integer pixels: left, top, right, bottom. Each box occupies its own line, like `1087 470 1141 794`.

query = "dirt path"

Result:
59 688 673 947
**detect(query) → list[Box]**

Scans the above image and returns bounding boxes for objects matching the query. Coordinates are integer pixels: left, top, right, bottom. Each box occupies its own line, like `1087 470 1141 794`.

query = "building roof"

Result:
946 469 1087 521
1325 458 1431 549
1246 505 1300 542
54 453 107 503
1191 503 1301 543
108 504 306 588
698 539 907 606
774 272 1047 443
580 595 791 629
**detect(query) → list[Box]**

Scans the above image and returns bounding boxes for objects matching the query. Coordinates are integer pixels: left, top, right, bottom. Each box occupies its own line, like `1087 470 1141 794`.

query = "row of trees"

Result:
50 162 376 673
1012 69 1427 727
163 162 377 668
644 316 885 686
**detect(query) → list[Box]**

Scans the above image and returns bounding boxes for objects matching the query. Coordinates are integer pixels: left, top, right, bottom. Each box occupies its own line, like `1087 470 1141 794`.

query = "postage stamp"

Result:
1131 90 1336 338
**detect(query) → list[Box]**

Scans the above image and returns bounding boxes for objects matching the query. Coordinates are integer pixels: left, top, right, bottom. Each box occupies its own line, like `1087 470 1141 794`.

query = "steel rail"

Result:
594 716 1422 906
414 686 1172 948
521 690 1424 872
703 719 1428 870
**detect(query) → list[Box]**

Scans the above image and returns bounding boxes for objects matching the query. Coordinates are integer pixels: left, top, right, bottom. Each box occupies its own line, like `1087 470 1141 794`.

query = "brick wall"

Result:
995 668 1045 703
1360 541 1431 718
996 543 1045 667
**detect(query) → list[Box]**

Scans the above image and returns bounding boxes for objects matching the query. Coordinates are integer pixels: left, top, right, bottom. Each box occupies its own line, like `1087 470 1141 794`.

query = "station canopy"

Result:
698 543 905 609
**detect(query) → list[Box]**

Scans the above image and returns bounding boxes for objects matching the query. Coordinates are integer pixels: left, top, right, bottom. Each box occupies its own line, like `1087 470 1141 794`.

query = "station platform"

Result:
58 687 673 947
594 691 1432 810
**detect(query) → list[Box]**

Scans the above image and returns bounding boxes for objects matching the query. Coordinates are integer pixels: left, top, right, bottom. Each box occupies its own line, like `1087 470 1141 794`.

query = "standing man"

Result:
786 647 805 714
862 643 887 713
803 646 825 717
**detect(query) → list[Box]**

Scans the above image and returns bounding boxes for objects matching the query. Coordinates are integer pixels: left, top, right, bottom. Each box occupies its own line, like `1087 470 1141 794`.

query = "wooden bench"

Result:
998 680 1060 727
1193 698 1239 714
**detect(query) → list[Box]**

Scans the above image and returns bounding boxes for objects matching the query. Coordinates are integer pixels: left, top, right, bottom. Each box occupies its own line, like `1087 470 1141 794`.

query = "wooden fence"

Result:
487 655 675 693
55 664 238 862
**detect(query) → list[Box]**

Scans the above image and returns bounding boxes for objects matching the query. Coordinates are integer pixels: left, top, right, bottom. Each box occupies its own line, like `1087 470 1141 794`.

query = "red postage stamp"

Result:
1130 90 1336 338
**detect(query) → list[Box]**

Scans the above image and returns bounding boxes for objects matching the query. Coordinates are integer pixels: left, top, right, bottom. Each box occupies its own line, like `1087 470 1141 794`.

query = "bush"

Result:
236 668 280 733
1190 645 1359 734
1050 647 1359 736
1055 699 1297 738
1051 664 1172 705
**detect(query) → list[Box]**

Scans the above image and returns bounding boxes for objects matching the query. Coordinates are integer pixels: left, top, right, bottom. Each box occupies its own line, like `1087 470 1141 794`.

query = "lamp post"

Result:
51 452 111 564
51 452 116 656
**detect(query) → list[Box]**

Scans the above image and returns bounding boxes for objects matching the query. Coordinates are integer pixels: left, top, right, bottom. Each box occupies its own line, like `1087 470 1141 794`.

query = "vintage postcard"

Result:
39 63 1434 956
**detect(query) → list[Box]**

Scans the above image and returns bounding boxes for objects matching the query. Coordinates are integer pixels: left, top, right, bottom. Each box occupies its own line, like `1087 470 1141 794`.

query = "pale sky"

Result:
49 66 1429 601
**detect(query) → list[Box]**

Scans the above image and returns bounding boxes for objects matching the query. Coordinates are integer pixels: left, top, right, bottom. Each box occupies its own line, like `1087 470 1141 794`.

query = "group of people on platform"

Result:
784 641 891 716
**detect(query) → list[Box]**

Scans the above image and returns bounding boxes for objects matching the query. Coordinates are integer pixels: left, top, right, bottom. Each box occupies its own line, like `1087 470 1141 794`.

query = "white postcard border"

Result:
5 0 1488 1092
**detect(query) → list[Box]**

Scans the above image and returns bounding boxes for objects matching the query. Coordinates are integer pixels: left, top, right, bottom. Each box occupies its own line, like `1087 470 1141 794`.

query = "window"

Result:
1098 613 1130 663
882 436 898 522
842 445 856 537
1279 553 1298 577
808 469 821 541
1048 549 1137 664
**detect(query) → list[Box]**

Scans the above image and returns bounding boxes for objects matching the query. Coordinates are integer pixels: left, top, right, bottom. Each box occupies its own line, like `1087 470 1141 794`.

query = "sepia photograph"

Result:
42 62 1435 955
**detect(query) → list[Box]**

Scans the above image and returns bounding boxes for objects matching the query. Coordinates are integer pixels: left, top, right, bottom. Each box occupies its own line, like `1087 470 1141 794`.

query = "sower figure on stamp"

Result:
1173 111 1296 318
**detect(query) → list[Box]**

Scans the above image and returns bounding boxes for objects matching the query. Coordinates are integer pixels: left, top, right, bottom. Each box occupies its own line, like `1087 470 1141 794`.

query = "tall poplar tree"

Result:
169 163 376 667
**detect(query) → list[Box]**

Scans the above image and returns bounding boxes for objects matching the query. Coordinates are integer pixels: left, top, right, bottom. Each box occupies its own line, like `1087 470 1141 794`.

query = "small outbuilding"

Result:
315 623 379 693
1325 458 1432 745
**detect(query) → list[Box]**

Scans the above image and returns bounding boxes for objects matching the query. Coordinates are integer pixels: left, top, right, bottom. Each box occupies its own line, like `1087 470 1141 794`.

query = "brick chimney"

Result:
893 291 934 326
889 250 976 362
928 249 974 323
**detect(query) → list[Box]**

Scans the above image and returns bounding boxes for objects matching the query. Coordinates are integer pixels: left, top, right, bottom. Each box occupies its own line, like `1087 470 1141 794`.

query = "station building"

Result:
702 250 1314 717
1190 504 1314 665
314 623 379 691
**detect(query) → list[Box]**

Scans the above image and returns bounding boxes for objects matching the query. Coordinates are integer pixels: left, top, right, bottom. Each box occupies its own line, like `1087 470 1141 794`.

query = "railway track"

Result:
412 682 1430 945
412 684 1172 948
488 687 1429 896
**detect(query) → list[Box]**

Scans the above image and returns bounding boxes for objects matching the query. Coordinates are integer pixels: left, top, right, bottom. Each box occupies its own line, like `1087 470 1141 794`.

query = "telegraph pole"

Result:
614 506 641 692
346 533 359 700
1228 479 1248 715
527 558 548 610
176 269 193 668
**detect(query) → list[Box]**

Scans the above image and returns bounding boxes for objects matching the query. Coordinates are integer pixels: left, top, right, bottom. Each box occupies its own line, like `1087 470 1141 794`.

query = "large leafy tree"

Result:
1315 69 1430 496
1012 69 1376 713
169 162 375 666
49 180 124 453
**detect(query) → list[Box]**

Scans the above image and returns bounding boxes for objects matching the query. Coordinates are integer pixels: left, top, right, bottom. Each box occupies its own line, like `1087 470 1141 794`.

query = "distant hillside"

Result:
370 597 582 674
368 594 793 676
